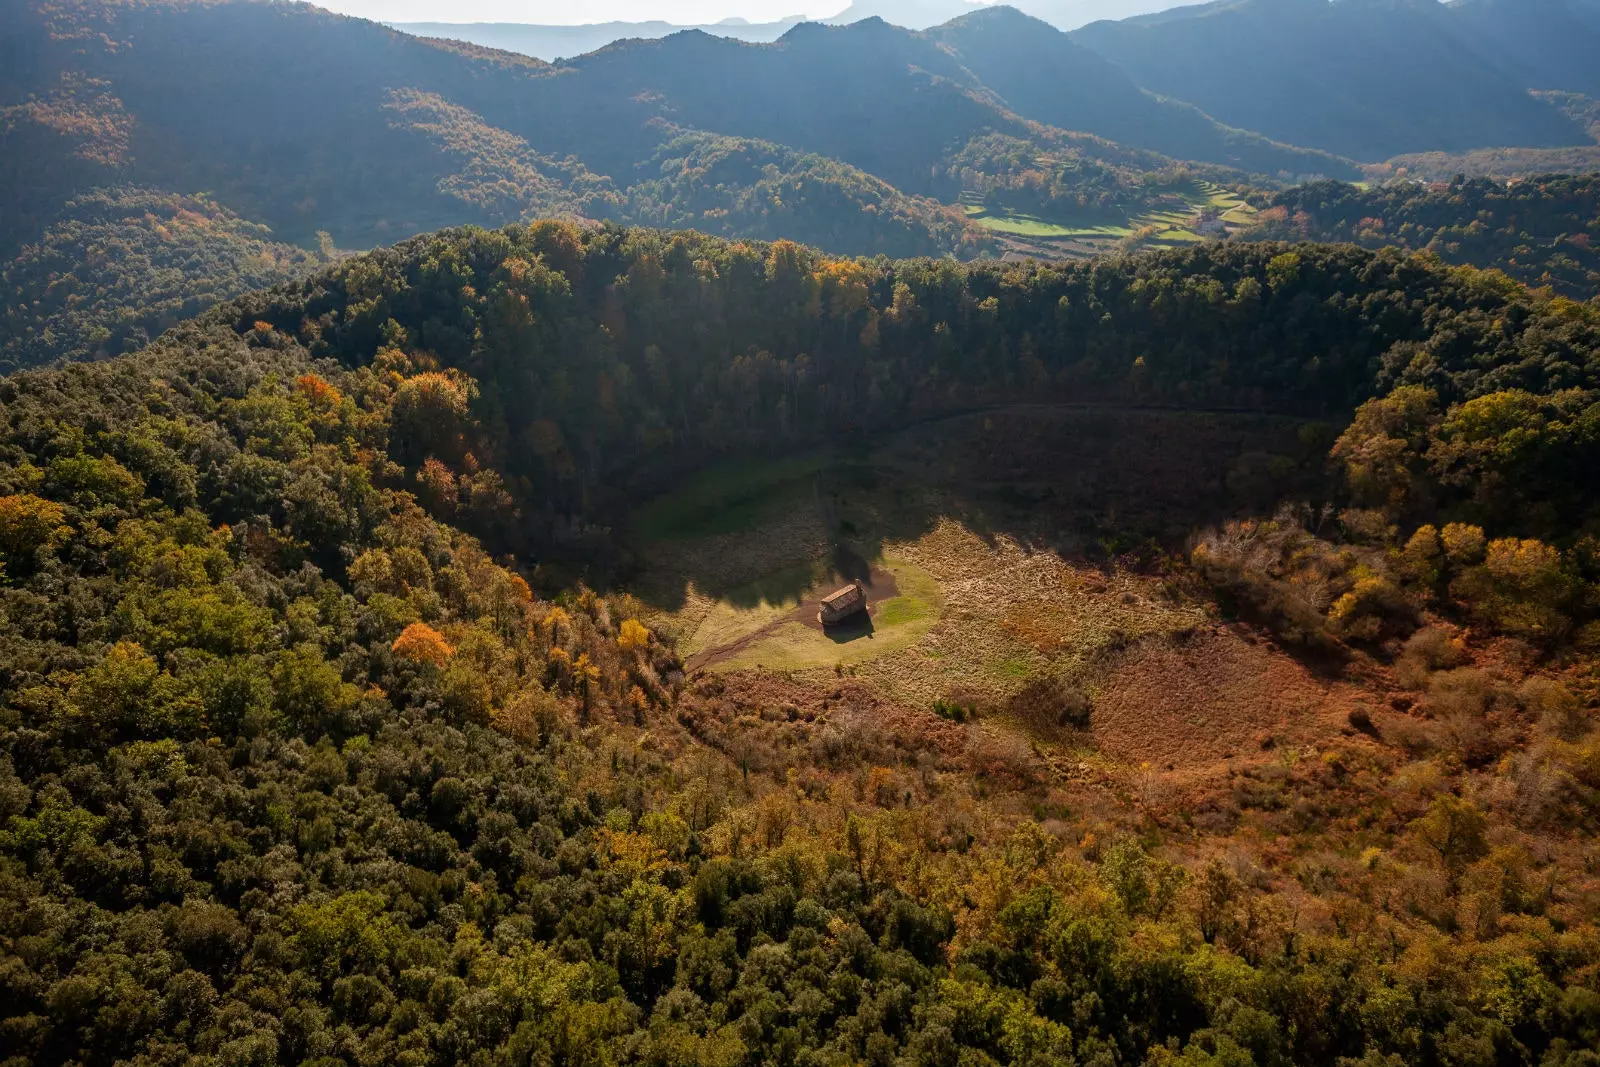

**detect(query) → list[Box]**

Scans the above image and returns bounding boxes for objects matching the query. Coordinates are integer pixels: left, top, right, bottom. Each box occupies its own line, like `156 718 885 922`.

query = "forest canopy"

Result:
3 223 1600 1067
1253 174 1600 299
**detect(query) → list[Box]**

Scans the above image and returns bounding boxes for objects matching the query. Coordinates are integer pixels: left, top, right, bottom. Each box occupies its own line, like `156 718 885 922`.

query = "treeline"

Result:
216 223 1599 550
1254 175 1600 298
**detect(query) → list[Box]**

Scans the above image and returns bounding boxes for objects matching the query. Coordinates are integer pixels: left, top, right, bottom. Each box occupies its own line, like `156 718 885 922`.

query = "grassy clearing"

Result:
697 556 944 671
1195 180 1257 226
629 405 1333 771
632 452 831 541
970 211 1089 238
964 180 1258 250
846 520 1206 710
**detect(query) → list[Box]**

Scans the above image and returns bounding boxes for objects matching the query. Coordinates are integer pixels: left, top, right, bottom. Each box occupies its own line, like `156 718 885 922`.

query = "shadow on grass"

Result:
621 404 1335 615
822 611 876 645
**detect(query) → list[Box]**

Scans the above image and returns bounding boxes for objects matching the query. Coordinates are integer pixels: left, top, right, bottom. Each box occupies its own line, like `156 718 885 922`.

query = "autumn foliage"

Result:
617 618 651 651
391 621 454 666
0 492 70 558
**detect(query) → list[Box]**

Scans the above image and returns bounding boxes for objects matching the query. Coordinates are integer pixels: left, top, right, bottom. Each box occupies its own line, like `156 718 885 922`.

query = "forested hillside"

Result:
1071 0 1595 161
0 0 1377 371
927 6 1353 179
0 0 1010 364
13 0 1600 374
1252 175 1600 298
210 225 1600 556
0 188 328 369
5 224 1600 1066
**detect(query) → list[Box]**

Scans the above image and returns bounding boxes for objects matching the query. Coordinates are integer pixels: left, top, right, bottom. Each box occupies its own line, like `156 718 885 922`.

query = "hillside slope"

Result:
1447 0 1600 97
928 5 1356 178
0 187 328 369
1072 0 1593 160
1250 174 1600 297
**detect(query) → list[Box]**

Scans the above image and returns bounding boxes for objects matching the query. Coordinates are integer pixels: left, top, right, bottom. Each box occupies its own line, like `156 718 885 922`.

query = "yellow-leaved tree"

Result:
617 618 650 652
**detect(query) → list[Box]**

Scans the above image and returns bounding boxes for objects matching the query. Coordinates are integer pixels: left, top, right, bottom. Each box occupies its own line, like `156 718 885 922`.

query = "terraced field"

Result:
961 180 1257 258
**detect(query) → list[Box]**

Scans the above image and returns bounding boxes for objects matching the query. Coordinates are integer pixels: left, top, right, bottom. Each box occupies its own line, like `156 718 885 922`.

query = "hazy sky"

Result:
318 0 853 22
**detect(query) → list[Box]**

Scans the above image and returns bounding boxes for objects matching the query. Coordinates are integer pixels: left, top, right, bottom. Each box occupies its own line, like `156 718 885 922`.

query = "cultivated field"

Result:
962 180 1257 258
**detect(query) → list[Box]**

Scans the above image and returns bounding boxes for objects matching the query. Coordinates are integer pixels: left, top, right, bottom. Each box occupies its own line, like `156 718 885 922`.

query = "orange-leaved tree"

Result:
392 622 454 667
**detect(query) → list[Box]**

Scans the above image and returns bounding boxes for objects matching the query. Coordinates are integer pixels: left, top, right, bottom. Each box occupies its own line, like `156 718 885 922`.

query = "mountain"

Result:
388 3 1238 64
6 219 1600 1067
828 0 1212 29
1447 0 1600 96
547 18 1187 201
1071 0 1594 161
823 0 997 26
927 6 1354 178
1015 0 1212 27
390 15 807 61
413 6 1357 185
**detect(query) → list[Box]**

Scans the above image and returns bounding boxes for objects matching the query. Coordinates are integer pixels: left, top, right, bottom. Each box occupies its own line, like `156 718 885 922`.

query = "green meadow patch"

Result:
631 452 833 541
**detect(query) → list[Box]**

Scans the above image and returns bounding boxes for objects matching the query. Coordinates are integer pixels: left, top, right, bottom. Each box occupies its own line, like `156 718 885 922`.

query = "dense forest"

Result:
1250 175 1600 298
236 225 1600 541
3 223 1600 1066
12 3 1600 1066
0 188 328 368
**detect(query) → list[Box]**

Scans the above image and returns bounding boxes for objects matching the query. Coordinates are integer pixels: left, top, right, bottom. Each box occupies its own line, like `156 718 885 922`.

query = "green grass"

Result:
632 452 832 541
962 180 1256 247
988 655 1038 679
971 212 1087 238
703 557 943 672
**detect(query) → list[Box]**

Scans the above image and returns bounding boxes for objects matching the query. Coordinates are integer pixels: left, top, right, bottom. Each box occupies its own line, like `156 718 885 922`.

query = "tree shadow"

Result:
618 404 1334 616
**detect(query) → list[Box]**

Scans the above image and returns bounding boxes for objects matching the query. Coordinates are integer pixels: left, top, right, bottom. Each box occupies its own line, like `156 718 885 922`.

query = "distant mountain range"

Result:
1071 0 1599 160
4 0 1598 367
393 16 808 60
394 0 1201 58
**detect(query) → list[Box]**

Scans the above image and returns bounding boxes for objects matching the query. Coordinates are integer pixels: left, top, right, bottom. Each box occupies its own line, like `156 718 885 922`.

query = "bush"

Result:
1006 676 1091 735
932 697 977 723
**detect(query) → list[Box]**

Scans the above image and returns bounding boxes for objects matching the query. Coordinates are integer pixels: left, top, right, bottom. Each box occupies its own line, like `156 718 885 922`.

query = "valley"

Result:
3 1 1600 1066
628 403 1343 787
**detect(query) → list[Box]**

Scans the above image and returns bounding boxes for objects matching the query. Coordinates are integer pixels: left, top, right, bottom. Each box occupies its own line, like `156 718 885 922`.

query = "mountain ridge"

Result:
1071 0 1596 159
